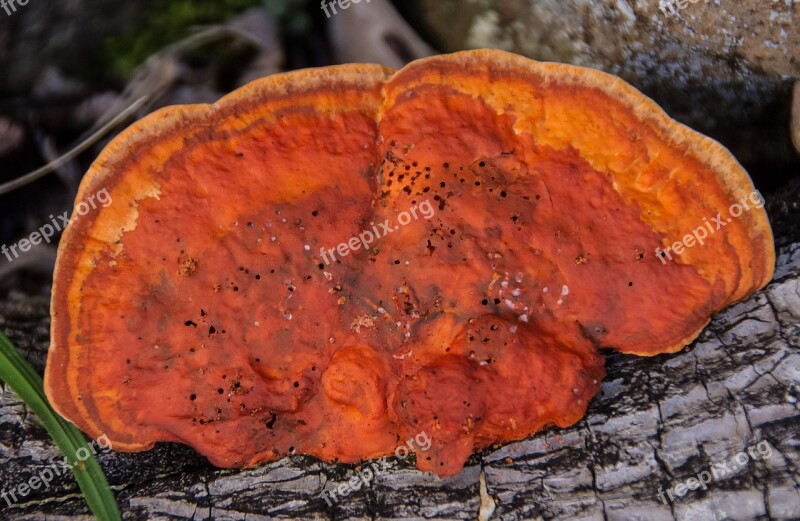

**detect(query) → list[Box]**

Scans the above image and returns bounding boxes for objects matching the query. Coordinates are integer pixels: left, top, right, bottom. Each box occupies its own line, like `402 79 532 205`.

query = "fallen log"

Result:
0 243 798 521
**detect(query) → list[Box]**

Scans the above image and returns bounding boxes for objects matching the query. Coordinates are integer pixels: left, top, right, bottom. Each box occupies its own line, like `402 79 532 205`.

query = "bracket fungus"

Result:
45 50 774 477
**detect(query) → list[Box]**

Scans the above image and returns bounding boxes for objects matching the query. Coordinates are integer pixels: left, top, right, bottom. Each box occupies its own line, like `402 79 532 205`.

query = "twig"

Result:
0 96 148 197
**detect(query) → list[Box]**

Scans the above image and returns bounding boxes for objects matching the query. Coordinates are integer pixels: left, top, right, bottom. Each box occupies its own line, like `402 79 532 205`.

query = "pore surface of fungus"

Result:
45 50 774 476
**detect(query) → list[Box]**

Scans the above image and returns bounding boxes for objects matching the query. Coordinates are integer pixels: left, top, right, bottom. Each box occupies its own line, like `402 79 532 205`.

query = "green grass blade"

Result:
0 331 121 521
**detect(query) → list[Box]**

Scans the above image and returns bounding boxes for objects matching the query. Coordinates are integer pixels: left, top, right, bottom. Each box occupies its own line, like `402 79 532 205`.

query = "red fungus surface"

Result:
45 50 774 476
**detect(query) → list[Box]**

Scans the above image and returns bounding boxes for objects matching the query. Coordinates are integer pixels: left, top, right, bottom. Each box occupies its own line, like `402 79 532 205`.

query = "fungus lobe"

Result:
45 50 774 476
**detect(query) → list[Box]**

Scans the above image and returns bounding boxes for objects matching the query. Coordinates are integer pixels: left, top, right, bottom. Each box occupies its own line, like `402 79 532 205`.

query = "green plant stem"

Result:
0 331 120 521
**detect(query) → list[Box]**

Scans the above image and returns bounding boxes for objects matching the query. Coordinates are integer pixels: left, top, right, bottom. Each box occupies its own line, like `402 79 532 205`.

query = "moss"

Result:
103 0 307 79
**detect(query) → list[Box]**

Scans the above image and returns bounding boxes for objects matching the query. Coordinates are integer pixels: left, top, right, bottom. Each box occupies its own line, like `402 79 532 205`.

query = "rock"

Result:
399 0 800 175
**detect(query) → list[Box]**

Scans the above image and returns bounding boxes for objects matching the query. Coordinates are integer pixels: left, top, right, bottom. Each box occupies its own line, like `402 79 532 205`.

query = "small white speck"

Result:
519 314 528 323
505 299 515 309
515 272 524 283
323 271 333 281
254 321 260 327
283 312 292 320
512 288 521 297
270 236 277 242
509 325 518 333
377 307 386 314
543 287 548 294
501 281 509 289
304 244 310 251
557 299 563 305
393 349 413 360
561 285 569 296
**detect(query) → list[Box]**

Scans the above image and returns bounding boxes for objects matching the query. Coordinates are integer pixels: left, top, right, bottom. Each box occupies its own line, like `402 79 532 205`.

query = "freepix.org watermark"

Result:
657 439 772 505
321 431 431 506
1 187 112 263
0 0 29 17
320 0 371 19
658 0 710 17
1 433 113 508
655 189 764 264
319 199 434 266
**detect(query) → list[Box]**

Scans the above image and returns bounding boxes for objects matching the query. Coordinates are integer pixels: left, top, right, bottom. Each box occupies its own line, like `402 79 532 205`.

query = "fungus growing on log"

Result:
44 50 775 477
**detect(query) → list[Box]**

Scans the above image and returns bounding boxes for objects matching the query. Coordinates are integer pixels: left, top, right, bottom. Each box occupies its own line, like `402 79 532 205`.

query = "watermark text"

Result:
319 199 434 266
658 0 710 17
320 0 371 19
1 0 30 17
1 187 112 263
655 189 764 264
1 433 113 508
321 431 431 506
657 439 772 505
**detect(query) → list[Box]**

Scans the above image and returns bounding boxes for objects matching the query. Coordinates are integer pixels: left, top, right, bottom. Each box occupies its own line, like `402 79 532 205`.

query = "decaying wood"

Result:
1 243 798 520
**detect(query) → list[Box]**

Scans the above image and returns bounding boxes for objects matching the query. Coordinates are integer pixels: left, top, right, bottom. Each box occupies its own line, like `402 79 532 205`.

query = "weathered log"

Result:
1 245 799 520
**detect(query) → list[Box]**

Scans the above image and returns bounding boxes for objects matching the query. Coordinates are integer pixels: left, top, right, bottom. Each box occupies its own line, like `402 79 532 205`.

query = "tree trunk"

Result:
1 247 798 521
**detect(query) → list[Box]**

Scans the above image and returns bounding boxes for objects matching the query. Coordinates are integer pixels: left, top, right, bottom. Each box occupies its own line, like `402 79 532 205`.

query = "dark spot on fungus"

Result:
44 49 775 482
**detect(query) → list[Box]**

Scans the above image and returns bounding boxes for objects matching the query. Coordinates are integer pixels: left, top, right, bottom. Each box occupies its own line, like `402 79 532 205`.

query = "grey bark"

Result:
1 242 799 520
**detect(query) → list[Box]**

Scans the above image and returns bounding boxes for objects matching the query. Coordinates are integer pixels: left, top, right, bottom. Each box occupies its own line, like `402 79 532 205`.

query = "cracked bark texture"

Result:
1 248 799 519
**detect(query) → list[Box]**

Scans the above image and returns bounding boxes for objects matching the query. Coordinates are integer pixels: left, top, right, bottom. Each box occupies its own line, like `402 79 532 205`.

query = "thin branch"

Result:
0 95 149 197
